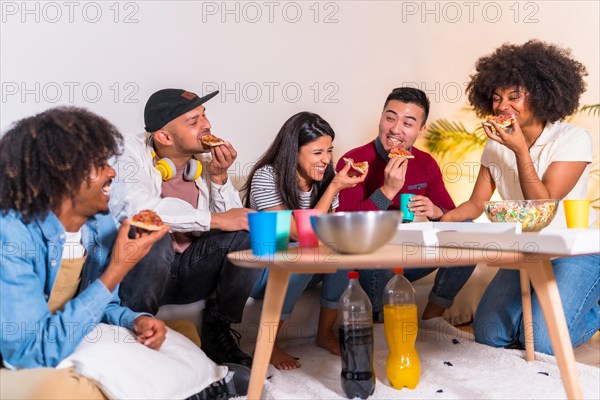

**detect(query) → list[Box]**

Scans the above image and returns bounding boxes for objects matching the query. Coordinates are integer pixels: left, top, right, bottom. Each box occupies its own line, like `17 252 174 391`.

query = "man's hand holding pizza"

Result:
200 133 236 185
101 214 169 292
208 141 237 185
380 156 409 200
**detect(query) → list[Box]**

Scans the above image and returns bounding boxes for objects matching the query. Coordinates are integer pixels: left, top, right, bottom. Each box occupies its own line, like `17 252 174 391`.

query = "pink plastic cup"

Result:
293 209 323 247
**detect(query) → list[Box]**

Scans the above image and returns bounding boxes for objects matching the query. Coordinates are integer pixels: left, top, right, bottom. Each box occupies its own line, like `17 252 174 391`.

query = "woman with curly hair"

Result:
442 40 599 355
243 111 366 369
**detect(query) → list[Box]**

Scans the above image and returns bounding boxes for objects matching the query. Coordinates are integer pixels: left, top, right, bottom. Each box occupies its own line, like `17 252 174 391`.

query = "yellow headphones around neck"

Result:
151 150 202 182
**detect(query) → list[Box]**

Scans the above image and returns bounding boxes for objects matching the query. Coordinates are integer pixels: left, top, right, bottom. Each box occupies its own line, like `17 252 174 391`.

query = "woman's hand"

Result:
482 119 529 157
315 162 368 215
331 162 368 192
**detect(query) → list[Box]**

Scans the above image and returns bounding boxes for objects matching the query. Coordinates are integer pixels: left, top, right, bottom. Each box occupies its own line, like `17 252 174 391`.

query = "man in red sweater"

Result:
336 87 474 337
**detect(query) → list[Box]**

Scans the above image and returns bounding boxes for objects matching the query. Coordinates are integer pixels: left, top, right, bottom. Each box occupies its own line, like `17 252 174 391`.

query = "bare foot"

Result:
271 344 301 370
317 332 340 356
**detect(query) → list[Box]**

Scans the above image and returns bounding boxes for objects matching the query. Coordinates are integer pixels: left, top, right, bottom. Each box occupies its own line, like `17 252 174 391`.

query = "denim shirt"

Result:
0 210 143 368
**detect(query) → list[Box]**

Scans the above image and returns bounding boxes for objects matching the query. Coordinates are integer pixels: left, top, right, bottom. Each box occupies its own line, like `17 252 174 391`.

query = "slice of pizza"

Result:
200 134 226 147
343 157 369 174
389 146 415 159
130 209 166 231
483 113 516 129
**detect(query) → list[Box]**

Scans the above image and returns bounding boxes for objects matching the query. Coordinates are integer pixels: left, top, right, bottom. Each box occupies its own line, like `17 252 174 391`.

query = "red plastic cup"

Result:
293 208 323 247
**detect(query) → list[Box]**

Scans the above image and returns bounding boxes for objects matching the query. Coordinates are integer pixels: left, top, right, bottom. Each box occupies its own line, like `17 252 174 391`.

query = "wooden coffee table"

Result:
228 235 596 399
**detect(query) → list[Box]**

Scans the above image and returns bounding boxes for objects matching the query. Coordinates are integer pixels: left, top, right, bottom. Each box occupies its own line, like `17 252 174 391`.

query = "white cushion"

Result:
57 323 227 399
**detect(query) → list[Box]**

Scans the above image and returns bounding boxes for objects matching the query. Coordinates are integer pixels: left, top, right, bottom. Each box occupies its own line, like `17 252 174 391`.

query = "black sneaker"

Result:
222 363 250 396
201 312 253 367
188 363 250 400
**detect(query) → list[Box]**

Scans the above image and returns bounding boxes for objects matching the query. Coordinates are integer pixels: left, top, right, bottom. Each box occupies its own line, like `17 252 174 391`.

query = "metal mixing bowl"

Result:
310 211 401 254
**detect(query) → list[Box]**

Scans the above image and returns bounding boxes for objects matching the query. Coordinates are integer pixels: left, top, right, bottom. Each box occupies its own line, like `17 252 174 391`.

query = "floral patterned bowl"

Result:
484 199 559 232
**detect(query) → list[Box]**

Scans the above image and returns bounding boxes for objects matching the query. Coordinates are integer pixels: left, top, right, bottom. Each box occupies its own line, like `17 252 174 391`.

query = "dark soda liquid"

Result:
339 324 375 399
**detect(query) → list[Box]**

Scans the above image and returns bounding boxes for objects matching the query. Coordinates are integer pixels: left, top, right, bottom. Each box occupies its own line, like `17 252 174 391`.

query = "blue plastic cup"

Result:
400 193 416 222
248 212 277 256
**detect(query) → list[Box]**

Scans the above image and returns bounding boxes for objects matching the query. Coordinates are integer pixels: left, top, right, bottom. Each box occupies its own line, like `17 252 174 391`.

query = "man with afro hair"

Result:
0 108 249 399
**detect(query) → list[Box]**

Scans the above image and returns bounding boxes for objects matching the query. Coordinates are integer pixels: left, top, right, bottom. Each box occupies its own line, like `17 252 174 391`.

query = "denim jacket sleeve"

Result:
0 212 142 369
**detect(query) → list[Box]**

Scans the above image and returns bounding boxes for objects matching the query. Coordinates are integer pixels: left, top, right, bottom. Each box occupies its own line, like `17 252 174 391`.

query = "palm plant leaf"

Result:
424 119 487 160
580 104 600 116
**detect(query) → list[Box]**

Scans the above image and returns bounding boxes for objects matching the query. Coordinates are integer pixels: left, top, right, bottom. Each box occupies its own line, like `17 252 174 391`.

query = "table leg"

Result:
525 258 583 399
247 268 291 400
519 270 535 361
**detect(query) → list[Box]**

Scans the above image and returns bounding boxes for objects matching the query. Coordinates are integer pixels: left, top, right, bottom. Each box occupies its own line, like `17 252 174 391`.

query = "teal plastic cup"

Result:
400 193 416 222
262 210 292 251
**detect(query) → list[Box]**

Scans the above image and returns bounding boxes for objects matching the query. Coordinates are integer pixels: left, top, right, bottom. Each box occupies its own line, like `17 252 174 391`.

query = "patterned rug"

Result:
248 324 599 399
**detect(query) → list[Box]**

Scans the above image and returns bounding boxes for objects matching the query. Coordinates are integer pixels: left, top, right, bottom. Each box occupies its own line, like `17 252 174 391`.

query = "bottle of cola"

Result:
338 271 376 399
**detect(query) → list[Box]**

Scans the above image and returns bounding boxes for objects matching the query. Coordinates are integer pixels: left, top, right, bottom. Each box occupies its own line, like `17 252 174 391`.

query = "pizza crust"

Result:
483 114 516 129
200 134 226 147
130 210 165 231
129 220 163 231
389 146 415 159
343 157 369 174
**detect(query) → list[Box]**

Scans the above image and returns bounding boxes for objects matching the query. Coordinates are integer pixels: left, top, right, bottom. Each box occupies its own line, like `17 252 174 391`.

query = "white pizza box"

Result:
389 222 521 247
436 228 600 256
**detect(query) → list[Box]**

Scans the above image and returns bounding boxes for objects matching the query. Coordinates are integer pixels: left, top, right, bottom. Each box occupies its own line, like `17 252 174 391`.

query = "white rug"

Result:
246 325 599 399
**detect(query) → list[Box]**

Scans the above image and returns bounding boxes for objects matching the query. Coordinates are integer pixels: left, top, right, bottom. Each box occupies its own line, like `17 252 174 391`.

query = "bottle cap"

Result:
348 271 359 279
393 267 404 274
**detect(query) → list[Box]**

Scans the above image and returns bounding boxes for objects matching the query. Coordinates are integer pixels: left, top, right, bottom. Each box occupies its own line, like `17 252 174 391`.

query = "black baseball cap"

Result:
144 88 219 132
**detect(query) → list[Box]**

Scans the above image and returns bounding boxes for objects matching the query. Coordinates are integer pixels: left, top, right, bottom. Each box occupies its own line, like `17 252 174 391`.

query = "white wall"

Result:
2 1 599 184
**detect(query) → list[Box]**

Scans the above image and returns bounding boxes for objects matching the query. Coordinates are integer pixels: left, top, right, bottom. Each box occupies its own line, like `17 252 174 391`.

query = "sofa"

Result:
157 264 497 349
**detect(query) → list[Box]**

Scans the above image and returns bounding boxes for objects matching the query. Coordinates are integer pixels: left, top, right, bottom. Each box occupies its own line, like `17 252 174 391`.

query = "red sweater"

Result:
336 140 455 213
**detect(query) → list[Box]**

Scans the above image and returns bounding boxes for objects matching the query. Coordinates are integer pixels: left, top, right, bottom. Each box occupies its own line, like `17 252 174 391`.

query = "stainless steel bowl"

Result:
310 211 401 254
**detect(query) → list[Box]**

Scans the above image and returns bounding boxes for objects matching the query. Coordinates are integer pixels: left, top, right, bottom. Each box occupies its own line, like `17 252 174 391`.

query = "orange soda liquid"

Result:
383 303 421 389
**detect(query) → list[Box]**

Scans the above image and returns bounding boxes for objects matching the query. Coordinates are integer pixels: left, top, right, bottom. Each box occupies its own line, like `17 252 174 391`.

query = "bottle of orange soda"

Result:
383 267 421 389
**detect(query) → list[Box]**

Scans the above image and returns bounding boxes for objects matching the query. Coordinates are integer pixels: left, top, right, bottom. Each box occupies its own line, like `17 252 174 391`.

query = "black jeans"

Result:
119 230 261 324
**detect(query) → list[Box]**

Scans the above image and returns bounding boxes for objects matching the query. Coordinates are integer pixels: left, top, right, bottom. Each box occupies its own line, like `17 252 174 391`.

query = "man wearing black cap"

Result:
109 88 260 367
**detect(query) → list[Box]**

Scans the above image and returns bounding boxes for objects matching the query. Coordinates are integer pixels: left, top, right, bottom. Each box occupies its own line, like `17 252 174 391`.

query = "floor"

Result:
574 331 600 367
457 325 599 367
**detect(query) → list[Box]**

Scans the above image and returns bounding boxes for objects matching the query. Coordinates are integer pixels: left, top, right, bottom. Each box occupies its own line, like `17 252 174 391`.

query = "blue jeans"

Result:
359 266 476 321
251 269 348 320
473 254 600 355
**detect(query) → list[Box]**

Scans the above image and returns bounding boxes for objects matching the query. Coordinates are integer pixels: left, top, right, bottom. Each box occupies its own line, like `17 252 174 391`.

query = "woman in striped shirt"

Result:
243 111 367 370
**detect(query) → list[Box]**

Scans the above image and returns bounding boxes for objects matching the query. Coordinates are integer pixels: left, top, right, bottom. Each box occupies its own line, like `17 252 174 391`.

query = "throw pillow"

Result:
57 323 227 399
